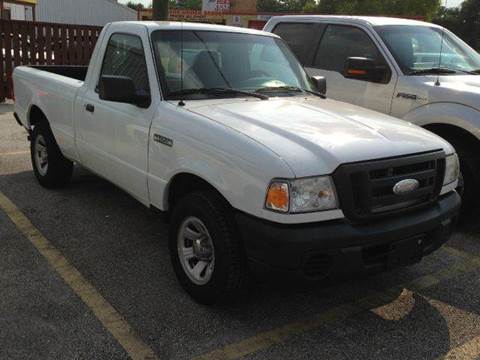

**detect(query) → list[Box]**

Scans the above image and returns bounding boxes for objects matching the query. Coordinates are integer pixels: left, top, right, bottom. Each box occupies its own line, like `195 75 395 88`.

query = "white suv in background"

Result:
264 16 480 209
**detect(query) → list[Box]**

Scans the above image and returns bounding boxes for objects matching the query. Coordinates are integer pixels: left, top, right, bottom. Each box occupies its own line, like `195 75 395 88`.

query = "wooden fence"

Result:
0 19 102 102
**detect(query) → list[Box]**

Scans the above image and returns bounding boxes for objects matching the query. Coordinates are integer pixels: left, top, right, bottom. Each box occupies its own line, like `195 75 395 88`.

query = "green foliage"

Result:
169 0 202 10
434 0 480 50
257 0 311 12
314 0 441 20
126 1 145 10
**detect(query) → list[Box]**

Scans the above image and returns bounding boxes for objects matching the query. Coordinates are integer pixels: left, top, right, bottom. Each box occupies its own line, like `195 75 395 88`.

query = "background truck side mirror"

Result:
311 76 327 95
99 75 150 108
343 57 388 83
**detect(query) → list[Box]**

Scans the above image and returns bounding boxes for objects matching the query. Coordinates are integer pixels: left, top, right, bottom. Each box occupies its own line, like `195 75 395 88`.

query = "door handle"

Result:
85 104 95 113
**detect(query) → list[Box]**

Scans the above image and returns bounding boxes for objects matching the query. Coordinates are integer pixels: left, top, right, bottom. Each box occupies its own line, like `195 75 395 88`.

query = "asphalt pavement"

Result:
1 103 480 360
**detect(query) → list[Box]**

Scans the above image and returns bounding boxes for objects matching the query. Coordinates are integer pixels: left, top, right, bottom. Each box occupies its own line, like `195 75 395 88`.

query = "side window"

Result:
100 33 150 97
272 22 316 65
314 25 383 73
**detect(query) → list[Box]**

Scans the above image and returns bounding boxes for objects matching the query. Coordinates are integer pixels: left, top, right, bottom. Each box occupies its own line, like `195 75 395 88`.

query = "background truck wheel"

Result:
447 139 480 214
169 190 247 305
30 121 73 189
457 154 480 213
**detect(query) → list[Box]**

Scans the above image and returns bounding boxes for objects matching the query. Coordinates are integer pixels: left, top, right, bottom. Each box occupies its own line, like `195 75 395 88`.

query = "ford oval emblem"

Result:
393 179 420 195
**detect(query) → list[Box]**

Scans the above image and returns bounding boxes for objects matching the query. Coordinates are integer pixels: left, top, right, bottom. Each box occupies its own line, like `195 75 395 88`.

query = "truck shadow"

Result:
1 167 478 359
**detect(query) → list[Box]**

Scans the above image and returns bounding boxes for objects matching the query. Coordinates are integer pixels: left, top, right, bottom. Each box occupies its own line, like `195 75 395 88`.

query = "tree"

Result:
314 0 441 20
434 0 480 50
457 0 480 50
170 0 202 10
257 0 311 13
126 1 144 10
153 0 169 20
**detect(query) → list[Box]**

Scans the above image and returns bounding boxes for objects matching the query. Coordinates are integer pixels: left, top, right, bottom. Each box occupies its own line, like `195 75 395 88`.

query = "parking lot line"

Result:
0 150 30 156
0 191 158 360
441 335 480 360
423 296 480 360
195 248 480 360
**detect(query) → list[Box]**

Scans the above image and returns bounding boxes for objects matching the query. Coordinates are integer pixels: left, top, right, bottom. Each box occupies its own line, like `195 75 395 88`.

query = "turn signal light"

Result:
265 182 289 213
347 69 367 75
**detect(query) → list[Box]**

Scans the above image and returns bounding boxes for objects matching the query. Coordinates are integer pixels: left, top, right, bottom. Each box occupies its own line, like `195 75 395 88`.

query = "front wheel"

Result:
31 122 73 189
169 191 247 305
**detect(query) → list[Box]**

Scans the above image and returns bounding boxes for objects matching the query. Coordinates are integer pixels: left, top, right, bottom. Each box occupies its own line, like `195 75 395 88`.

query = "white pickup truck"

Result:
13 21 460 304
265 16 480 209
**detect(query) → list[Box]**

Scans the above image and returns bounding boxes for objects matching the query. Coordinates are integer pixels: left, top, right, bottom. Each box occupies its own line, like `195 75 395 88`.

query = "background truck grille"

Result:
333 151 446 222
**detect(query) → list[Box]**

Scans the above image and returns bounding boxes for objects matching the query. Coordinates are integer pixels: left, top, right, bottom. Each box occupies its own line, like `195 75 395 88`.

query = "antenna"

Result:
178 21 186 106
436 0 448 86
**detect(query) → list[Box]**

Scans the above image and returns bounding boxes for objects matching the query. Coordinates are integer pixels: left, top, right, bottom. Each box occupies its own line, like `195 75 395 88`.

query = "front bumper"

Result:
236 191 460 281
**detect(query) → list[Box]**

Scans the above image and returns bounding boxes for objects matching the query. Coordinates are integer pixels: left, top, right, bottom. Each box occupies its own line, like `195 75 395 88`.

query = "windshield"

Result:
375 25 480 75
151 30 314 99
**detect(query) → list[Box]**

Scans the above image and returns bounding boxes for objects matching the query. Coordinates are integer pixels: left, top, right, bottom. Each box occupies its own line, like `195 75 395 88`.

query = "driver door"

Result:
75 30 157 204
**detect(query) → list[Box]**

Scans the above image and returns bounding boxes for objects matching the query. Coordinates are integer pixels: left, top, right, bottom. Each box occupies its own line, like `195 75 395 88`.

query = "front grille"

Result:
333 151 446 222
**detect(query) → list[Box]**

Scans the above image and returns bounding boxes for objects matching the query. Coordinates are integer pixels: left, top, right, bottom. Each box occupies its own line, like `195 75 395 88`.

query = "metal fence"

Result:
0 19 102 102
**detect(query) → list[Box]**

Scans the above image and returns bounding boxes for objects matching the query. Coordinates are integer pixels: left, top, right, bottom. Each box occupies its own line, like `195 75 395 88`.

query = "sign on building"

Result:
202 0 230 12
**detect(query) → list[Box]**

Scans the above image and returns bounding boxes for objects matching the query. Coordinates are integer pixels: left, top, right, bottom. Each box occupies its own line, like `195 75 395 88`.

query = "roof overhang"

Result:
6 0 38 5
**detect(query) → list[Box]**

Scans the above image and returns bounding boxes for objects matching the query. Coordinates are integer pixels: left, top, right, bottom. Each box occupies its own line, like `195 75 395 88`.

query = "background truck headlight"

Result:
265 176 338 213
444 153 460 186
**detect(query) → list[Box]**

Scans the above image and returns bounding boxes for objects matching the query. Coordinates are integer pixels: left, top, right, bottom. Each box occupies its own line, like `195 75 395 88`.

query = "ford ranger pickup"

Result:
13 21 460 304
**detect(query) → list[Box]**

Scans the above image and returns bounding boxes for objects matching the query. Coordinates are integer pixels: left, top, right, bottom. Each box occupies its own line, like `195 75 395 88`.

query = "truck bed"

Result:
28 65 88 81
13 65 88 161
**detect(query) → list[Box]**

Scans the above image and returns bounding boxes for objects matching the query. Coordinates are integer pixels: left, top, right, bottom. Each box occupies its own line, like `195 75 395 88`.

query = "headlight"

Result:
444 153 460 186
265 176 338 213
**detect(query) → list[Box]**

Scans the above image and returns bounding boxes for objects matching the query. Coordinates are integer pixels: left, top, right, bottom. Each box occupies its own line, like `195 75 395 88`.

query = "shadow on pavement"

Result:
0 167 475 359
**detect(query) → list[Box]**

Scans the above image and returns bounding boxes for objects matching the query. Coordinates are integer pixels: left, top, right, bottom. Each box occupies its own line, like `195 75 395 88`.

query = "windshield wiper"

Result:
168 87 269 101
256 86 326 99
408 67 458 75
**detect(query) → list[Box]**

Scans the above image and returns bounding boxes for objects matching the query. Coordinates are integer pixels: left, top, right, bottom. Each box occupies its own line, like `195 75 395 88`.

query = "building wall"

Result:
35 0 137 26
3 3 28 20
231 0 257 13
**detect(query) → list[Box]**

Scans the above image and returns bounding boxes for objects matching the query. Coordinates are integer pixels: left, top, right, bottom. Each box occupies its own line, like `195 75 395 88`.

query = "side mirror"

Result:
343 57 388 83
311 75 327 95
99 75 150 108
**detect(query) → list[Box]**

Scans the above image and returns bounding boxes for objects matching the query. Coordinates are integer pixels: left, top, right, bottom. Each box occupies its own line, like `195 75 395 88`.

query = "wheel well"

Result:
167 173 228 210
423 123 480 156
28 105 48 128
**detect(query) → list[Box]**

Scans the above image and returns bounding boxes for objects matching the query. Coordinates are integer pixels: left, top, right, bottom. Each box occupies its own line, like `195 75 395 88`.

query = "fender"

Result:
146 103 299 223
402 102 480 141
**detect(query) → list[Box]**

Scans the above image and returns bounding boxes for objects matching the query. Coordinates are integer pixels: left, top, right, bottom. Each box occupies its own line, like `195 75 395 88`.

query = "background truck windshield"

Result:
151 30 314 98
375 25 480 75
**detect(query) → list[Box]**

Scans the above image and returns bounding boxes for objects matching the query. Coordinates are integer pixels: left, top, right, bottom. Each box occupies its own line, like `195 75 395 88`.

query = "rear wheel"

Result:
31 122 73 188
169 191 247 305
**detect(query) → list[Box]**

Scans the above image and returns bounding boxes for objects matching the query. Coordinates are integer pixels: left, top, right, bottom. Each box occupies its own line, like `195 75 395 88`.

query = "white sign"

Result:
257 15 273 21
202 0 230 12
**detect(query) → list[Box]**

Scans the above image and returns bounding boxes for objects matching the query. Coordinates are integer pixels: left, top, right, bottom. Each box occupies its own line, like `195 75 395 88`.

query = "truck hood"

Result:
433 75 480 111
185 97 453 177
400 75 480 112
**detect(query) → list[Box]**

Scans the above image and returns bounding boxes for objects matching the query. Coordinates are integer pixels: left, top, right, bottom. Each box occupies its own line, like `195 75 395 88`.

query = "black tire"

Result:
169 191 247 305
447 139 480 213
30 121 73 189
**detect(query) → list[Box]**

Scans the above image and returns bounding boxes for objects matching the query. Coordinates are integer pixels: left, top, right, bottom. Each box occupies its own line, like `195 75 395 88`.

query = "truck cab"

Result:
264 16 480 210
